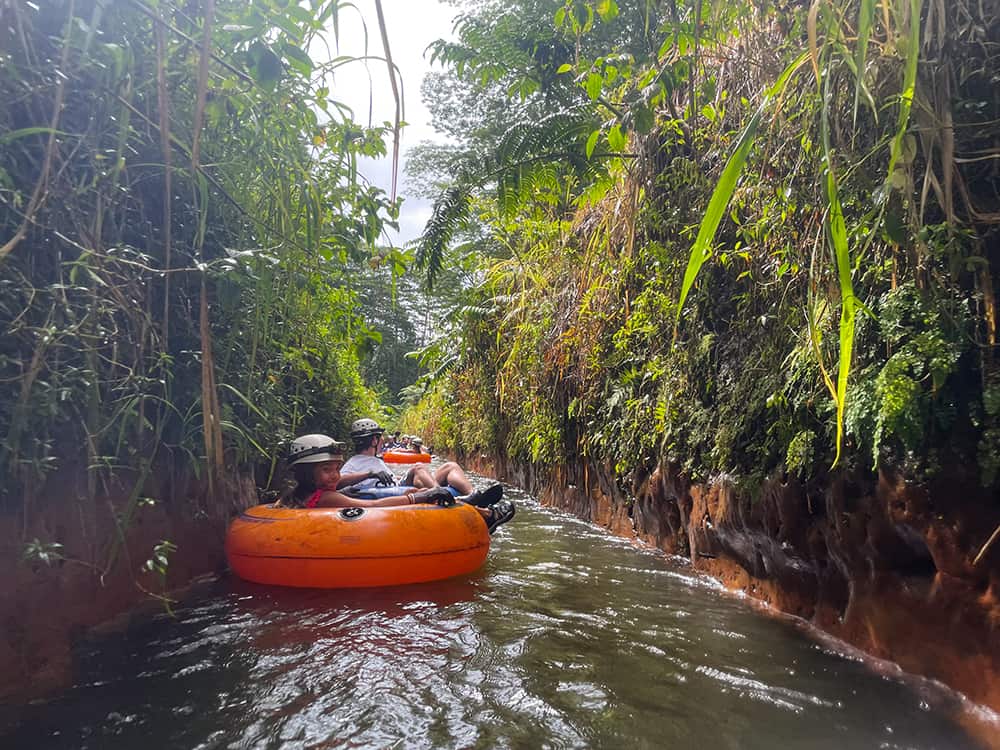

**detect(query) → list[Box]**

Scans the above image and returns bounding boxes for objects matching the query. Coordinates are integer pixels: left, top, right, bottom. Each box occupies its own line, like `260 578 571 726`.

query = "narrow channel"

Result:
2 478 983 749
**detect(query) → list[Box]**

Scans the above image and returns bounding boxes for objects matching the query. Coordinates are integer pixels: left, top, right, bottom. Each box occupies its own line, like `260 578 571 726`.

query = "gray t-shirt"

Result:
341 454 394 490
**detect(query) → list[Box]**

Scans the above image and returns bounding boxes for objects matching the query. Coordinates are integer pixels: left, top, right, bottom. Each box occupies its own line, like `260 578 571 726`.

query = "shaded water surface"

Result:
2 479 986 749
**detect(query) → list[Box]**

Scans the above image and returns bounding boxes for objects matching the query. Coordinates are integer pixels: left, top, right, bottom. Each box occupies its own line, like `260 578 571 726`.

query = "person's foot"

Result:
461 483 503 508
484 499 516 533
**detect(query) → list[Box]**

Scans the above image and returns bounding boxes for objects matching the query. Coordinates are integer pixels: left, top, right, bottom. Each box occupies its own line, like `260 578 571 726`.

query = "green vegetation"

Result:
0 0 405 554
3 0 997 588
404 0 999 491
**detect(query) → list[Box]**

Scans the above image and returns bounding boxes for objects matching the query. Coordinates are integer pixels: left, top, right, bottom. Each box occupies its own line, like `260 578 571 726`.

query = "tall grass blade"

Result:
806 299 837 401
885 0 922 182
852 0 876 128
827 169 854 467
0 127 69 144
675 52 808 323
374 0 402 202
674 107 762 323
821 58 855 467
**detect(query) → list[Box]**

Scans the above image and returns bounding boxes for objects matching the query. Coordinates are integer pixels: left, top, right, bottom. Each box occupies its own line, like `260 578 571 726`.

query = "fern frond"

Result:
415 184 472 289
416 109 601 286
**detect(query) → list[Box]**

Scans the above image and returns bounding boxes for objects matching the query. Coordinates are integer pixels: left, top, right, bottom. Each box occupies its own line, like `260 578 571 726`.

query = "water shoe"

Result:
485 499 516 533
462 483 504 508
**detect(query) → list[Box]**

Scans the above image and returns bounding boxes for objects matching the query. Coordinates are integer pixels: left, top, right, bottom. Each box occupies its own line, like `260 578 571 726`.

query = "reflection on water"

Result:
1 479 987 749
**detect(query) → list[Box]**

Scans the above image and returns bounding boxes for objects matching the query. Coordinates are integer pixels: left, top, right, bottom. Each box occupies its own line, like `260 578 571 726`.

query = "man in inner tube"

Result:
338 418 468 495
336 419 514 532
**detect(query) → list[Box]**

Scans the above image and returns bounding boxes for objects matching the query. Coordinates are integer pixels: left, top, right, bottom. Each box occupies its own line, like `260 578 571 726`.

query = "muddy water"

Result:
1 480 987 749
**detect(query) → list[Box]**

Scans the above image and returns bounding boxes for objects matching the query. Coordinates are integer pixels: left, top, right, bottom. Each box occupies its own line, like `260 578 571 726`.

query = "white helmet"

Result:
350 418 384 438
288 434 345 464
412 437 423 446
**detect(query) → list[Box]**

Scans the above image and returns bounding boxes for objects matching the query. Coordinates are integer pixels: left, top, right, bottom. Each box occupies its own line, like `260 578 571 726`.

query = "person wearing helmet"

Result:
278 434 453 509
338 419 438 491
279 433 515 531
336 419 516 533
337 418 460 494
411 437 426 454
337 418 401 491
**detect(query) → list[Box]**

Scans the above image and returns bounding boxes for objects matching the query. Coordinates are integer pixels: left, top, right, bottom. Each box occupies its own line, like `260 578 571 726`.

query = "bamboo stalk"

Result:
155 7 173 347
973 523 1000 567
0 0 76 261
982 265 997 358
190 0 224 497
200 281 224 494
190 0 214 174
125 0 252 84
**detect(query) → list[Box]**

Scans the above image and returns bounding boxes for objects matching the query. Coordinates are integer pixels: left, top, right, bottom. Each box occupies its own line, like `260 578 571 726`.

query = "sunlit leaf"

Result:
607 124 626 151
585 72 603 101
596 0 619 21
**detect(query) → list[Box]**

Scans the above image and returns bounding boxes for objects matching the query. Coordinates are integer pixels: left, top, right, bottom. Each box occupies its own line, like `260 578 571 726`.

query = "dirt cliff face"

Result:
466 452 1000 716
0 469 255 704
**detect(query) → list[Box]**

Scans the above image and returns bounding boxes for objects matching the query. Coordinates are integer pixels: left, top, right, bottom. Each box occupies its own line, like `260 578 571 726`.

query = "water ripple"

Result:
1 474 986 749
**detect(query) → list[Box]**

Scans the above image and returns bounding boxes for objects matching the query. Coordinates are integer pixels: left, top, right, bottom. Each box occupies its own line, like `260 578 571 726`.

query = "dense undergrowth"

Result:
3 0 998 584
402 0 1000 495
0 0 400 560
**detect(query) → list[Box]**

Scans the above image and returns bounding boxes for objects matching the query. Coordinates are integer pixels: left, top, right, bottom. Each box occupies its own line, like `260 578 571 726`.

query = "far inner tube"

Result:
382 450 431 464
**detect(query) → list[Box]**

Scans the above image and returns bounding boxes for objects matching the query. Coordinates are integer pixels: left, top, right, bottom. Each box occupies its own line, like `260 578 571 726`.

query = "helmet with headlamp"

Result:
288 434 346 465
349 418 385 439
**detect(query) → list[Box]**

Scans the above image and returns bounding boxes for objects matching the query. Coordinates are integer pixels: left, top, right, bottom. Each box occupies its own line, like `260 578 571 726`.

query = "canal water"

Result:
1 479 988 748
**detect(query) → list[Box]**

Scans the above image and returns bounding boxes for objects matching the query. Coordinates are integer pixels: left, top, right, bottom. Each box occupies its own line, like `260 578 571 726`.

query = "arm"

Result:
336 470 373 489
311 488 420 508
336 469 396 489
337 458 395 489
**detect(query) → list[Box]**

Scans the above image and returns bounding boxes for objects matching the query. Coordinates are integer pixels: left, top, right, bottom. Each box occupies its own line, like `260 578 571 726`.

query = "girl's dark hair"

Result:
279 463 317 507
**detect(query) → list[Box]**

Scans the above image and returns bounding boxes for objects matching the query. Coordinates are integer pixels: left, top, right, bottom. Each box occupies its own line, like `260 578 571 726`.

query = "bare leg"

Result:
434 461 473 495
403 466 437 489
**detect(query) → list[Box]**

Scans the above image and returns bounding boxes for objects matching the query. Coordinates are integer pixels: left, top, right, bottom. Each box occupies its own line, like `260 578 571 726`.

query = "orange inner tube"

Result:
226 503 489 588
382 450 431 463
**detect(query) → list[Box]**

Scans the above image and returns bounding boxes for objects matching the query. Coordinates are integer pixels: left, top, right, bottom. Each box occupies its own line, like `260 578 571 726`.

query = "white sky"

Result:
320 0 460 245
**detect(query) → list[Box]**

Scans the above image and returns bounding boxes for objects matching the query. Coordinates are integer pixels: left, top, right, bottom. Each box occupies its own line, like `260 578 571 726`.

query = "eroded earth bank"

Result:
465 452 1000 720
